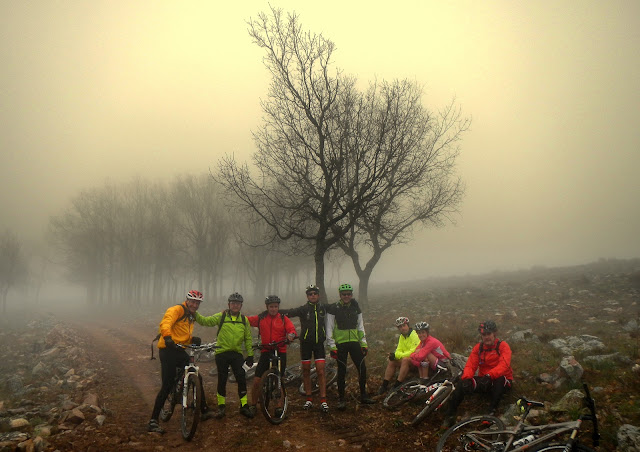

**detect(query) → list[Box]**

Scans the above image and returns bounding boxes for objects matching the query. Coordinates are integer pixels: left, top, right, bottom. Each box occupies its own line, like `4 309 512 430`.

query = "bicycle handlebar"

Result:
253 336 298 350
176 342 219 351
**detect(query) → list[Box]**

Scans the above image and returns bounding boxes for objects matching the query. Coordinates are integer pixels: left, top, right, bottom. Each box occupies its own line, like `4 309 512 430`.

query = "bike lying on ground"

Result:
159 342 219 441
254 337 297 424
297 358 339 395
411 372 461 427
383 362 460 411
436 382 600 452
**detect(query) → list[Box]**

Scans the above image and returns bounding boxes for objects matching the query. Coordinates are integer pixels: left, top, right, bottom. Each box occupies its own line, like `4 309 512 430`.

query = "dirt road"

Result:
47 310 431 451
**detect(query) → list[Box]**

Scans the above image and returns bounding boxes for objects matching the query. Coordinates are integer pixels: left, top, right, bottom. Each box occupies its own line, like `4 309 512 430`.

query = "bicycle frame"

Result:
458 383 599 452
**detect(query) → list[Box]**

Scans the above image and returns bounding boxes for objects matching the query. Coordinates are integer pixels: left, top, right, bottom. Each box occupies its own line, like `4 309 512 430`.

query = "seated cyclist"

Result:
247 295 297 417
408 321 451 380
380 321 451 395
441 320 513 428
376 316 420 396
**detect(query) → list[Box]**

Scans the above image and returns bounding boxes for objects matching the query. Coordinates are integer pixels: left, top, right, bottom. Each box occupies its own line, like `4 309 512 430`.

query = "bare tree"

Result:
219 8 469 301
0 229 29 315
336 84 470 304
220 8 384 299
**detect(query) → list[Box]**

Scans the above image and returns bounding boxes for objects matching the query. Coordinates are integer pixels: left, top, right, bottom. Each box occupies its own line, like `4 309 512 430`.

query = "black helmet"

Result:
265 295 281 305
305 284 319 294
478 320 497 334
228 292 244 303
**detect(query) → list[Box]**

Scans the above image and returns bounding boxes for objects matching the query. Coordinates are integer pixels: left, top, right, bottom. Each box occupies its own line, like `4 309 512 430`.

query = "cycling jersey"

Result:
392 328 420 360
248 311 297 353
325 299 367 349
158 302 194 348
281 301 327 344
462 338 513 380
195 310 253 357
410 335 451 367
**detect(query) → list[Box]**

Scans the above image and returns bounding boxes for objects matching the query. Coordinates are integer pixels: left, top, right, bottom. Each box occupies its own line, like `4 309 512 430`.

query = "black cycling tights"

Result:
151 347 189 420
215 351 247 399
336 342 367 398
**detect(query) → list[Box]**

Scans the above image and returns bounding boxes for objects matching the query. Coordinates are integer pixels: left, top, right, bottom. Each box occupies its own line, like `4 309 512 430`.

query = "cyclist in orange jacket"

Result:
442 320 513 428
148 290 213 433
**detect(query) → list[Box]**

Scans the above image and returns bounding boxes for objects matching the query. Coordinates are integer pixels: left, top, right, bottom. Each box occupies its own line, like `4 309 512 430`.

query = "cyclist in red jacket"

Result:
246 295 297 417
442 320 513 428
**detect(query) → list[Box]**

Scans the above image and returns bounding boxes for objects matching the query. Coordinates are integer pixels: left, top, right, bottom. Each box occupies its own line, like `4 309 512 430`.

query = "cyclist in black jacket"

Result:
281 284 329 413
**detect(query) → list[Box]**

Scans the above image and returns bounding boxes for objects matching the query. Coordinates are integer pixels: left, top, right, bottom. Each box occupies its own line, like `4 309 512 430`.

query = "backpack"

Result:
478 339 502 358
150 303 192 360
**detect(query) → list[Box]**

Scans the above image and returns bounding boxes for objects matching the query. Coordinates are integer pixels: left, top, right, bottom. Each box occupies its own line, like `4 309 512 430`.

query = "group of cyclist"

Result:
148 284 513 433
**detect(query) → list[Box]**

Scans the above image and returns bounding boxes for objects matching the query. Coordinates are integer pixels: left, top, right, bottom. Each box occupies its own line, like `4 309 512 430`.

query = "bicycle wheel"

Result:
229 363 256 382
282 363 303 386
436 415 505 452
261 369 288 425
160 377 181 422
384 379 428 410
529 442 596 452
181 373 201 441
411 385 452 427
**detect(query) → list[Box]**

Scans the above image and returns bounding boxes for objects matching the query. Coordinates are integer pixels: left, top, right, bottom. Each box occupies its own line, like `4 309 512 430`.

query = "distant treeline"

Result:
48 174 317 307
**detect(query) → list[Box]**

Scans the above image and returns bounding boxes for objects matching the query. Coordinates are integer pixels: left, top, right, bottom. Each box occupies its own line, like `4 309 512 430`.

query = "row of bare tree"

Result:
48 175 315 307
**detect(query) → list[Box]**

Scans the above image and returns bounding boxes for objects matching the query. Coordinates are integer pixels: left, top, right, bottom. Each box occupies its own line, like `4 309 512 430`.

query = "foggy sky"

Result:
1 1 639 280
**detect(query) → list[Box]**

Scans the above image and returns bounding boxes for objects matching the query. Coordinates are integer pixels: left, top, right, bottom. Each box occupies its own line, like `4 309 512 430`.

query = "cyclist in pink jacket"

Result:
388 321 451 388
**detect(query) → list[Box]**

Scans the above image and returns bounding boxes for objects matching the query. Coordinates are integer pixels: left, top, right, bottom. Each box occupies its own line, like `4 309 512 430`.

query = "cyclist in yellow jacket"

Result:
148 290 213 433
376 316 421 395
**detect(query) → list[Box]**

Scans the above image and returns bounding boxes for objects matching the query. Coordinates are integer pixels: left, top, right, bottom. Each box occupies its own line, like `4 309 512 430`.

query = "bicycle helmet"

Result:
186 290 203 302
338 283 353 293
228 292 243 303
305 284 319 294
265 295 281 305
478 320 497 334
414 321 430 331
395 317 410 327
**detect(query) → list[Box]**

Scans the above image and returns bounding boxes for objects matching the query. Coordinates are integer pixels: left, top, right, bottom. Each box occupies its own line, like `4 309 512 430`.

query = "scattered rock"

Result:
617 424 640 452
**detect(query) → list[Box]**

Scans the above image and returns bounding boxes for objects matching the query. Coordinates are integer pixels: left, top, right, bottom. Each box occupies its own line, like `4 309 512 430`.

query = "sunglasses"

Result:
340 292 353 296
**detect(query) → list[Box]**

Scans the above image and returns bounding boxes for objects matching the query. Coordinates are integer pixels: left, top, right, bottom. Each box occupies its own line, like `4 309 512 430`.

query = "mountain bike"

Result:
383 362 458 410
411 373 461 427
228 361 258 382
297 358 339 395
254 337 297 424
159 342 218 441
436 383 600 452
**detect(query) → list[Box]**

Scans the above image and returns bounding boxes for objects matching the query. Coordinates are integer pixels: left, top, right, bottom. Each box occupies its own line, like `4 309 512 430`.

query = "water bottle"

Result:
512 435 536 447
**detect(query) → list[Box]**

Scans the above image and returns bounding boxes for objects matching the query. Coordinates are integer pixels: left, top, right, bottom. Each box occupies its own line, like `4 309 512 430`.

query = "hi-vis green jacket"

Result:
392 328 420 360
195 310 253 356
326 299 367 350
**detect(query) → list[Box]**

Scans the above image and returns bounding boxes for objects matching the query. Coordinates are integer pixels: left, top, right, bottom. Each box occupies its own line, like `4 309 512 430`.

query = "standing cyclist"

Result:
326 283 376 411
442 320 513 428
247 295 297 417
148 290 213 433
194 292 254 419
281 284 329 413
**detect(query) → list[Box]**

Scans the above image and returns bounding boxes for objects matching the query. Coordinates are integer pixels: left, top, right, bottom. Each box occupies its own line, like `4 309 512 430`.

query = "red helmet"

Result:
186 290 203 302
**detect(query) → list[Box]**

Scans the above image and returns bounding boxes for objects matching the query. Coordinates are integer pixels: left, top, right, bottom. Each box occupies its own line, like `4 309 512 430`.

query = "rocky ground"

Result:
1 258 639 451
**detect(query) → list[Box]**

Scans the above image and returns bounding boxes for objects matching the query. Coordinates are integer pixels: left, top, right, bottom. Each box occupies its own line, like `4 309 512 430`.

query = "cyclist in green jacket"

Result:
195 292 254 419
376 316 421 395
326 283 376 410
